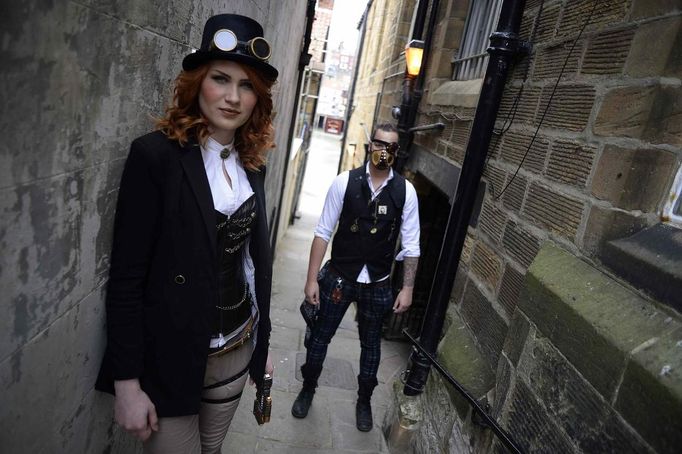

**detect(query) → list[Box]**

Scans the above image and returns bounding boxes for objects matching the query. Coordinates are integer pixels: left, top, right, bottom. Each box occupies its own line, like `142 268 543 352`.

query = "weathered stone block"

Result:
558 0 630 38
461 234 475 265
498 86 540 124
450 119 472 148
499 131 549 174
437 310 496 417
591 145 677 211
501 174 527 213
459 282 508 370
442 17 466 47
625 16 682 78
615 325 682 454
594 83 682 145
428 79 483 108
431 47 456 79
582 27 635 75
533 2 561 42
603 223 682 313
502 310 531 366
523 182 584 240
483 165 507 200
502 221 541 269
545 138 596 188
538 84 596 131
492 356 513 418
518 334 654 453
478 201 507 245
532 41 582 80
581 205 649 258
501 380 577 453
631 0 682 19
520 243 680 402
498 264 526 317
470 241 503 292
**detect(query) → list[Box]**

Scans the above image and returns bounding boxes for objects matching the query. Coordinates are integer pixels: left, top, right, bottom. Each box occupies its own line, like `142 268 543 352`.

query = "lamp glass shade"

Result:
405 42 424 77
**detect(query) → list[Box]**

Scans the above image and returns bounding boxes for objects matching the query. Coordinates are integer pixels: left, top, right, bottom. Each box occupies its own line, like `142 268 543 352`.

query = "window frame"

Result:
452 0 504 81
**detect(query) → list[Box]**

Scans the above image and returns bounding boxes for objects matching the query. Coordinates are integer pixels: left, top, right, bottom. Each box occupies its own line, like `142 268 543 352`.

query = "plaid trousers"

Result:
304 261 394 381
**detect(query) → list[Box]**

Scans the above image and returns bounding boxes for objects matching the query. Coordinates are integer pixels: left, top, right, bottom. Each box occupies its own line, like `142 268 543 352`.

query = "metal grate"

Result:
452 0 504 81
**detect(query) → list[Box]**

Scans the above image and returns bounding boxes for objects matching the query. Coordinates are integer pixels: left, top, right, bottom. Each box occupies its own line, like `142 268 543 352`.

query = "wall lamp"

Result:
405 39 424 77
392 39 425 120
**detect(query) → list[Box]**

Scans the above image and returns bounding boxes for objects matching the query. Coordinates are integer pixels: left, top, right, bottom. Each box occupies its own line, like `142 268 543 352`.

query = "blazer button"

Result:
174 274 186 285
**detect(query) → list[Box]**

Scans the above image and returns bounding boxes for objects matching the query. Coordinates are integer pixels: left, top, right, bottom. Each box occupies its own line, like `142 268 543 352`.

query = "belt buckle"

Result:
208 320 254 358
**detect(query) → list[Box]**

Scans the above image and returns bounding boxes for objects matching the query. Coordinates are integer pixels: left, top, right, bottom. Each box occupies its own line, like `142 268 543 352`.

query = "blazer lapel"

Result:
180 140 217 253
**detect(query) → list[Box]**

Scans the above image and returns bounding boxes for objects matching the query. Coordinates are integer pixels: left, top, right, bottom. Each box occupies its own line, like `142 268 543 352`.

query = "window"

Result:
452 0 504 81
663 166 682 228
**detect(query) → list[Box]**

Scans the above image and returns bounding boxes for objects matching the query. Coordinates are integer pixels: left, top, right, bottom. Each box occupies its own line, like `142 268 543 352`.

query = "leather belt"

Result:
207 314 255 358
328 263 391 288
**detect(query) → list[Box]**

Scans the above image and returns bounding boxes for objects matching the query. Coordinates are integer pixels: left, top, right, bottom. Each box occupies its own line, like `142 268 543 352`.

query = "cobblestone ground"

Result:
223 130 411 453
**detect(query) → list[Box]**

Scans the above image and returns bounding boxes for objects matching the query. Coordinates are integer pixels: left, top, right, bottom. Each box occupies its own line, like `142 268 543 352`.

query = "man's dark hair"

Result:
372 123 398 137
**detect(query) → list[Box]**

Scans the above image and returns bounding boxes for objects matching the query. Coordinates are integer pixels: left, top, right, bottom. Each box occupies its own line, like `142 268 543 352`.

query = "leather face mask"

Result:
370 139 399 170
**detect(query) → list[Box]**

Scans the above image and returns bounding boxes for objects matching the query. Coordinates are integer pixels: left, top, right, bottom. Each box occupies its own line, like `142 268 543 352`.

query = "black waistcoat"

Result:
331 166 406 281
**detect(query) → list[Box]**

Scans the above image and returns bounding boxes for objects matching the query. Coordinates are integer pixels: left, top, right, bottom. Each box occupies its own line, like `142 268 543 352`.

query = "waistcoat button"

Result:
174 274 186 285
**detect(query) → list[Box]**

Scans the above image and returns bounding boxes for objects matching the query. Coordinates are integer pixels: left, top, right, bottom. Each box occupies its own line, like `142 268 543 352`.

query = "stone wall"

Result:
342 0 416 171
351 0 682 452
0 1 307 452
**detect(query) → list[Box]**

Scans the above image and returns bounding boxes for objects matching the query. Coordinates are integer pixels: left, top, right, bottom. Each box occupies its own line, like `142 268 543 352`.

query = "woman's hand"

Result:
249 351 274 386
114 379 159 441
265 351 274 376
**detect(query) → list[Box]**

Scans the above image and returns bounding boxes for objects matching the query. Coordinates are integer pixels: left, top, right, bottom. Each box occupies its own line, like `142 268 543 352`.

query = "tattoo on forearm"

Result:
403 257 418 288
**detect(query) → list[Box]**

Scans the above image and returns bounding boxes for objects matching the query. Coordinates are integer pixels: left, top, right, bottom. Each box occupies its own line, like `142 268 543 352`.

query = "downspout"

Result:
394 0 440 173
338 0 374 174
403 0 529 395
271 0 317 255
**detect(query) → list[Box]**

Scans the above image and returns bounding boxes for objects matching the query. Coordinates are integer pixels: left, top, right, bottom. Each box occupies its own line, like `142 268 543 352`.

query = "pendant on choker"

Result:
220 148 230 160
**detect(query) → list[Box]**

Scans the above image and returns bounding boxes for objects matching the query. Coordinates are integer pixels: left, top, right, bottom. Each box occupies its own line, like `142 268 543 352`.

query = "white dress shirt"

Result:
314 162 420 283
201 137 258 348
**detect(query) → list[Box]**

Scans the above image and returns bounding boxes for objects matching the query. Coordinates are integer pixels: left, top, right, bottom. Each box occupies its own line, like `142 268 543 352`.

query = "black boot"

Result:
292 386 315 418
292 363 323 419
356 376 378 431
356 397 373 431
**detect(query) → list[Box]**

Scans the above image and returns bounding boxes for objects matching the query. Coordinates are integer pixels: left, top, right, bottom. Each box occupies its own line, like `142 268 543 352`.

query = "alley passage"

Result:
222 130 410 453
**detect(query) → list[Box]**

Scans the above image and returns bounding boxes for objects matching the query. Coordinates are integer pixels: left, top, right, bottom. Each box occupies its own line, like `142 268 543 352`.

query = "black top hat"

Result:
182 14 278 81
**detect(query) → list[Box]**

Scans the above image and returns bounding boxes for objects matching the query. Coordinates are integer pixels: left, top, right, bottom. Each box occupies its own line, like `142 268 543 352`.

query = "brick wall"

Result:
358 0 682 452
0 1 308 452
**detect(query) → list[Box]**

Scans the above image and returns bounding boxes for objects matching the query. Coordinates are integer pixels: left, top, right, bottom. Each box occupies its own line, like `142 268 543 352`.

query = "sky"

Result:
327 0 367 51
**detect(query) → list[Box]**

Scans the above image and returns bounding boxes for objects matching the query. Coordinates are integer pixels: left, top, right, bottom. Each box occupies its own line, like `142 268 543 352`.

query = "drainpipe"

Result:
403 0 529 396
394 0 440 173
338 0 373 174
271 0 317 255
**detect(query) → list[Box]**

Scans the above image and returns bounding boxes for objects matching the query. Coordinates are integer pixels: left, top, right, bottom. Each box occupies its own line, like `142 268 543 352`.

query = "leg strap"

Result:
201 391 243 404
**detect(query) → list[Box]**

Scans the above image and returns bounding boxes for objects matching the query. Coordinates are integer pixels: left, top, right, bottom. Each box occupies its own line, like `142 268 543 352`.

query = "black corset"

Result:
213 194 257 337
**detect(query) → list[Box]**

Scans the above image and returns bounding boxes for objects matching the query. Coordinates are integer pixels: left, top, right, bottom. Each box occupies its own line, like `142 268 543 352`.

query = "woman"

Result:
95 14 278 454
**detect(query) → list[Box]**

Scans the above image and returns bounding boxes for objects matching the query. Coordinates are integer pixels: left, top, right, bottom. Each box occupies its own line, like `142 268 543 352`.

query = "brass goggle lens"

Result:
212 29 272 61
370 139 400 155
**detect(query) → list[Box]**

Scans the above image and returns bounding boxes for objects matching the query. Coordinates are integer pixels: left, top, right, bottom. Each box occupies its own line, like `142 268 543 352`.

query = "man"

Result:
291 123 420 431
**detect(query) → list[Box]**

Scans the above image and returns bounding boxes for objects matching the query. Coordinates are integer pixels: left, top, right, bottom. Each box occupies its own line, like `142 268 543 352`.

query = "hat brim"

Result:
182 51 278 81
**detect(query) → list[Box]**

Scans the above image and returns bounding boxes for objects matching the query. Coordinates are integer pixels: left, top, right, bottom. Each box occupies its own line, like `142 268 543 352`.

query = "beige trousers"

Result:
143 341 254 454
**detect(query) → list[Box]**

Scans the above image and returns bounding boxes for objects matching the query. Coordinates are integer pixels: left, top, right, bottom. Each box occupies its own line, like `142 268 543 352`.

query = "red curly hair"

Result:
156 61 275 171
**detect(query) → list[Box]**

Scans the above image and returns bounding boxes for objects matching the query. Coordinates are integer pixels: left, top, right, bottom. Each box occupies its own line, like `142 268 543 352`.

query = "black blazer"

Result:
95 130 272 417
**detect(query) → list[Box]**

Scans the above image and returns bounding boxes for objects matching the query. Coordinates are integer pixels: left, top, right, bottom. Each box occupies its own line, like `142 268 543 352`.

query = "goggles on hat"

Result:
370 139 400 155
211 29 272 61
